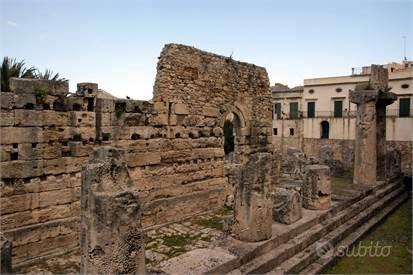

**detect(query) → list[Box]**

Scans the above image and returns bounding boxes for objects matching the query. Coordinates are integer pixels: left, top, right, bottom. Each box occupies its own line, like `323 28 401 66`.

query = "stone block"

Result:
0 160 43 178
69 111 95 127
153 101 168 113
14 93 36 108
127 152 162 167
0 110 14 126
0 92 14 109
95 98 115 112
202 107 220 117
302 164 331 210
173 103 189 115
272 187 302 224
39 188 72 208
149 113 168 126
14 110 69 126
9 78 68 96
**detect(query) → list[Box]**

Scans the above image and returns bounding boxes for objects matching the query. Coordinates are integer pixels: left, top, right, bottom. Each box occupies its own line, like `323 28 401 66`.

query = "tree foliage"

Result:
1 57 67 92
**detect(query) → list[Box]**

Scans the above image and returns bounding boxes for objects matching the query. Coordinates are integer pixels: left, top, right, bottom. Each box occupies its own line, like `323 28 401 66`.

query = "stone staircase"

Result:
208 178 407 275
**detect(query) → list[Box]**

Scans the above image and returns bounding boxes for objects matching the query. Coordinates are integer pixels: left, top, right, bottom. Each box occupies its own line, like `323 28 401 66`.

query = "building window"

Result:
321 121 329 139
273 103 281 120
309 89 315 94
401 83 410 89
307 102 315 118
273 128 278 136
336 87 342 93
289 102 299 118
334 100 343 118
399 98 411 117
290 128 294 136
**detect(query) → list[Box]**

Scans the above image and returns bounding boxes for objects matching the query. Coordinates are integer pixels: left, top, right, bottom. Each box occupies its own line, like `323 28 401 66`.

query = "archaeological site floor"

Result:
15 176 408 274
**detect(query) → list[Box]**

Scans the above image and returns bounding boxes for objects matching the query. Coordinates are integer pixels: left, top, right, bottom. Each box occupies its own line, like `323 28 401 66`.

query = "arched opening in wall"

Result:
321 121 329 139
224 112 241 156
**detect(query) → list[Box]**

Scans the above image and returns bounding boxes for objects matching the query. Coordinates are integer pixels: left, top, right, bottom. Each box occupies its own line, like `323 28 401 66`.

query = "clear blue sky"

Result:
1 0 412 100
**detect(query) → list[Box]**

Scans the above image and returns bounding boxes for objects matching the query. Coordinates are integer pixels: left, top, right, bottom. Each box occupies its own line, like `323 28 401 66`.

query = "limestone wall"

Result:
301 138 412 175
0 43 273 266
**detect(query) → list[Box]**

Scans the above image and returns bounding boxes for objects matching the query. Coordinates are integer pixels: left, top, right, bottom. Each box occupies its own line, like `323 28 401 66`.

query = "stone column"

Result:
80 147 145 274
302 165 331 210
0 235 12 274
350 90 378 185
350 65 396 185
376 103 387 181
232 152 272 242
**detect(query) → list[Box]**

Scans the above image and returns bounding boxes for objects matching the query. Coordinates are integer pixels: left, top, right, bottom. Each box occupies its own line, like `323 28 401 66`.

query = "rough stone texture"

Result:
272 187 302 224
302 165 331 210
0 44 274 266
350 65 396 185
301 138 412 177
0 234 12 274
385 147 402 180
319 144 345 176
232 152 272 242
80 147 145 274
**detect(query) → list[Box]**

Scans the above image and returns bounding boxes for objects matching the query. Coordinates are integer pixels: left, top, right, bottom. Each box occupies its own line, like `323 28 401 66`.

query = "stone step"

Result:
298 190 408 275
268 185 407 274
231 181 404 274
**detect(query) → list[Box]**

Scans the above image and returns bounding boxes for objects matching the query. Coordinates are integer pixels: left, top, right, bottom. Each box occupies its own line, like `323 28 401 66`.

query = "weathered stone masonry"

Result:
0 43 273 266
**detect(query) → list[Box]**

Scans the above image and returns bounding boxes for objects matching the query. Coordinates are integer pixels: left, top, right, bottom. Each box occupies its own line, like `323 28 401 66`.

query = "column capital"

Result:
349 89 379 105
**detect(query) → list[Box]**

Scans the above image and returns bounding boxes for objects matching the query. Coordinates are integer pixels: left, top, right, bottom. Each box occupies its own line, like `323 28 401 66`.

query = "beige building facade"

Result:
272 61 413 174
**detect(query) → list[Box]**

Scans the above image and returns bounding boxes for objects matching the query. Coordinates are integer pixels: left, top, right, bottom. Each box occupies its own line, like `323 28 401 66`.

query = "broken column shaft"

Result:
232 152 273 242
80 146 145 274
302 164 331 210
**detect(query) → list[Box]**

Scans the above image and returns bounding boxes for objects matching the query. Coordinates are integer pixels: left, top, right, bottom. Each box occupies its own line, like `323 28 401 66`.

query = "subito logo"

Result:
315 240 334 260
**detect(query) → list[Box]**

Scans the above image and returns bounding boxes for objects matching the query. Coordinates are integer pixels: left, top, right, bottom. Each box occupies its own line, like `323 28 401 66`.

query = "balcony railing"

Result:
274 109 413 119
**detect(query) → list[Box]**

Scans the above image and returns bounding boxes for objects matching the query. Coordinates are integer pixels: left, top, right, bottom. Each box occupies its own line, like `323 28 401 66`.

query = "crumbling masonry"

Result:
0 44 273 266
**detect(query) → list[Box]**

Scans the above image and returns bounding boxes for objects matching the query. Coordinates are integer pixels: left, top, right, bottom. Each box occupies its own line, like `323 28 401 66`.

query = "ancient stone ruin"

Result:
80 147 145 274
302 164 331 210
232 152 273 241
350 65 397 185
0 45 409 274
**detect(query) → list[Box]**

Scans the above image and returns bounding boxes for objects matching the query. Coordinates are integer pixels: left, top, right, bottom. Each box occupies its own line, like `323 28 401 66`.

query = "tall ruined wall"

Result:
0 43 273 267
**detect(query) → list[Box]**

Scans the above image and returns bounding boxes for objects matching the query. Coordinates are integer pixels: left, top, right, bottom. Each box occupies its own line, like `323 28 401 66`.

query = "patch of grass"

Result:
326 198 412 274
162 234 197 248
195 216 224 231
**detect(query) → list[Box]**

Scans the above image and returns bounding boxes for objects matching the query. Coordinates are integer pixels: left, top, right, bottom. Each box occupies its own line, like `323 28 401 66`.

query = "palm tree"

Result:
36 69 67 83
1 57 37 92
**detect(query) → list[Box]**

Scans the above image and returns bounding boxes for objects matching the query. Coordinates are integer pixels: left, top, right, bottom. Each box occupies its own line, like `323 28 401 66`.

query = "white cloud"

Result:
7 21 17 27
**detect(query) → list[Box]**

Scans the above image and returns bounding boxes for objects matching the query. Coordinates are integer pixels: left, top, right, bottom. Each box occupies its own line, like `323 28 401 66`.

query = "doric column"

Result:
80 147 145 274
350 90 379 185
233 152 273 242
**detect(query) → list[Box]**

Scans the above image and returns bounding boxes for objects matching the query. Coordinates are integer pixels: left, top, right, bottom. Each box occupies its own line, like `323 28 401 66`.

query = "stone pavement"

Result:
14 207 231 273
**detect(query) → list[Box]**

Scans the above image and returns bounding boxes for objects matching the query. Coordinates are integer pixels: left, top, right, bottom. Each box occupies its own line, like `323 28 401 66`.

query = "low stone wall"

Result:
301 138 412 176
0 43 273 266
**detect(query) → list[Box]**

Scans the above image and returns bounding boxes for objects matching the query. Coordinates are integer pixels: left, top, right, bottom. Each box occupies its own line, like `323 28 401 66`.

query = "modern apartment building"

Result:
272 60 413 174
